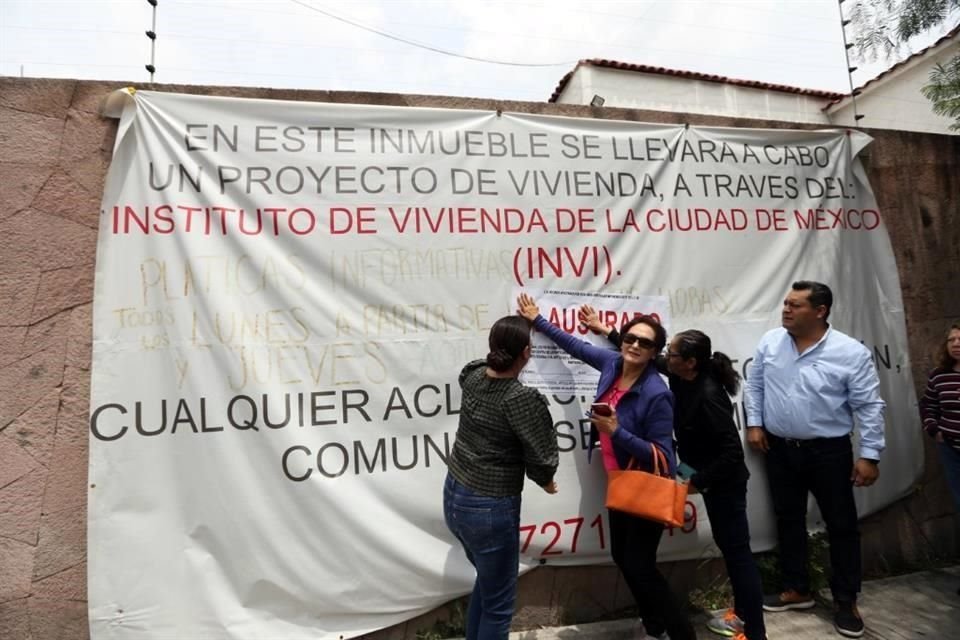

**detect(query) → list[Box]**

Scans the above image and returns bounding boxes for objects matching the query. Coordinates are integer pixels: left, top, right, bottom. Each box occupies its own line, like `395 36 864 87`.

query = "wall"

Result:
555 65 834 124
828 39 960 134
0 77 957 639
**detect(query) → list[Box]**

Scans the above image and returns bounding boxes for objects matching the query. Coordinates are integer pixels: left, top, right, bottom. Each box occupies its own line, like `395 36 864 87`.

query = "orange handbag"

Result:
605 446 688 527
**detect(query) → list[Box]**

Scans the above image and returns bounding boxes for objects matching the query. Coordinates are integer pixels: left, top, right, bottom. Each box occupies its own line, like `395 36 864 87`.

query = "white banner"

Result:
89 90 921 639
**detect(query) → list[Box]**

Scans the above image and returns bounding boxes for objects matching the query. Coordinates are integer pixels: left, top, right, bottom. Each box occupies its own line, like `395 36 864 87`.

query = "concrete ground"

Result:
504 566 960 639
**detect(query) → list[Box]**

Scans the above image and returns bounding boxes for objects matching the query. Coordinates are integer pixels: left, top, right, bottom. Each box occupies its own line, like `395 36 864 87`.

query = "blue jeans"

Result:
766 433 861 602
937 440 960 509
443 474 521 640
703 483 766 640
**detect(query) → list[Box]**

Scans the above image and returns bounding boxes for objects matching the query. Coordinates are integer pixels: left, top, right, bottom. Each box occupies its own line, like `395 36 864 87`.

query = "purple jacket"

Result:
533 315 676 476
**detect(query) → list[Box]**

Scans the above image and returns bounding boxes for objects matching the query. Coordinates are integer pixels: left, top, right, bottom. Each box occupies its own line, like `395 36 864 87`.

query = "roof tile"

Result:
548 59 845 103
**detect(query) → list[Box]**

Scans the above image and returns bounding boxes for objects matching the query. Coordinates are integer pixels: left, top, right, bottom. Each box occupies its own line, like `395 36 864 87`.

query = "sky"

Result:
0 0 956 102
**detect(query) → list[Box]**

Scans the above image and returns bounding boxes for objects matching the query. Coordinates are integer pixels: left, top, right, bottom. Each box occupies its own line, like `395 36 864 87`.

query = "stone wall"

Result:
0 77 957 639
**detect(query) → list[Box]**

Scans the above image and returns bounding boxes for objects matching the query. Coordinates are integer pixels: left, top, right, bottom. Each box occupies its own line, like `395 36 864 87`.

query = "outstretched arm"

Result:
578 305 619 345
517 293 618 371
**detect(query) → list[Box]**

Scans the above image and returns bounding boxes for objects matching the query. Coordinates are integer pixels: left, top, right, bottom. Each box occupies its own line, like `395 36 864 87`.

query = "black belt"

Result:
767 432 849 447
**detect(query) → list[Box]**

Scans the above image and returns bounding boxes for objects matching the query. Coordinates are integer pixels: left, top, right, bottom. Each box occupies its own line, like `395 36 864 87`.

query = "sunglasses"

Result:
621 334 657 349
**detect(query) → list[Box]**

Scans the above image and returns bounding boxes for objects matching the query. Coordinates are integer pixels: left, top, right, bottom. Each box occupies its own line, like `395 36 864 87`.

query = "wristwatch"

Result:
863 458 879 465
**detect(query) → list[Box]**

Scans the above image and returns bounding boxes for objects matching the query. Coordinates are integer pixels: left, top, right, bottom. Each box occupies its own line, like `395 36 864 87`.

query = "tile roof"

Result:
824 24 959 109
547 59 845 103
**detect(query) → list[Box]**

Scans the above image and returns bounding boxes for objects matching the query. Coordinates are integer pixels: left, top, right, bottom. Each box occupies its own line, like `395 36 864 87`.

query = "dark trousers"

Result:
765 433 861 603
936 440 960 509
608 509 696 640
703 483 766 640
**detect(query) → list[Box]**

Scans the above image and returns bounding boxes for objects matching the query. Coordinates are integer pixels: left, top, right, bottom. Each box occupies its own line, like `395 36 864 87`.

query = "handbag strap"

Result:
626 445 669 477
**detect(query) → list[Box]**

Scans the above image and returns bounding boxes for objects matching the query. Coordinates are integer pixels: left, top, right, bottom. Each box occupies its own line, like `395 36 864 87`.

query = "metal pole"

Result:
838 0 864 125
145 0 158 81
149 2 157 82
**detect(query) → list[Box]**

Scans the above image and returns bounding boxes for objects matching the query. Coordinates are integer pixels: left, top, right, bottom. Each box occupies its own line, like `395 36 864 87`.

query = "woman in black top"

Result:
666 329 764 640
580 307 765 640
443 315 559 640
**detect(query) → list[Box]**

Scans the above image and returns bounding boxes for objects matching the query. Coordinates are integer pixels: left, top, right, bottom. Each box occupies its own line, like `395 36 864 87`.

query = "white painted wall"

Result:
556 36 959 136
827 39 959 135
555 65 833 124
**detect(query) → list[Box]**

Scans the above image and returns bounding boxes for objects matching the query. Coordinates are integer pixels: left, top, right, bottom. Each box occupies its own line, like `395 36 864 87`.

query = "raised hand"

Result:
578 304 609 335
516 292 540 322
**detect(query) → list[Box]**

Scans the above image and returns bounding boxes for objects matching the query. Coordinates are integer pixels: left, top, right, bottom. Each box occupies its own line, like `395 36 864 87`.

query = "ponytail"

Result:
710 351 741 396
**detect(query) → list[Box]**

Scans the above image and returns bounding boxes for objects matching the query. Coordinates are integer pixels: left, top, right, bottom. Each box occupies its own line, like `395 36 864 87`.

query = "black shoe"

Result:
834 600 864 638
762 589 815 612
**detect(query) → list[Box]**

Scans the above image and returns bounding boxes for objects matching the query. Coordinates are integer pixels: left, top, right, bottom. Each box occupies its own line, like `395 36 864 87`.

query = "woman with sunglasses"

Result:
579 306 765 640
516 293 696 640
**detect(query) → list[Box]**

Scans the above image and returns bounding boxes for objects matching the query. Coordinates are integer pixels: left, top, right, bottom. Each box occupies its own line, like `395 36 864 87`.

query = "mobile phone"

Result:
676 461 697 481
590 403 613 417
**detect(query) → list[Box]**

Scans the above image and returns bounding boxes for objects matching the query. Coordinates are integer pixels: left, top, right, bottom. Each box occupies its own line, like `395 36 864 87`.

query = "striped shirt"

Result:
921 367 960 450
446 360 559 497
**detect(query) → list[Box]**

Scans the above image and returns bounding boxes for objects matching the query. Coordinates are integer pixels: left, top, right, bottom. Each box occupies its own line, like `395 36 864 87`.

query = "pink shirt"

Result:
597 380 627 471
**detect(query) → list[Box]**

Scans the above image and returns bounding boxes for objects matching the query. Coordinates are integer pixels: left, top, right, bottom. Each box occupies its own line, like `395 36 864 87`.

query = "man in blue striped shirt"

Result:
745 281 885 639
